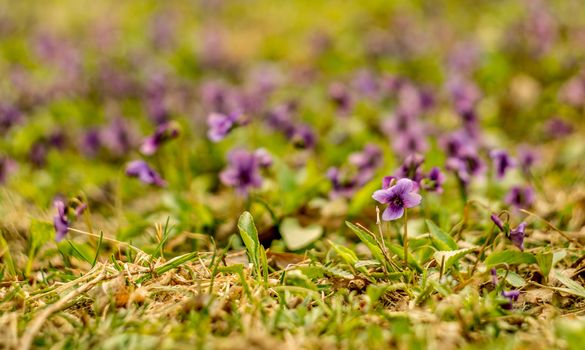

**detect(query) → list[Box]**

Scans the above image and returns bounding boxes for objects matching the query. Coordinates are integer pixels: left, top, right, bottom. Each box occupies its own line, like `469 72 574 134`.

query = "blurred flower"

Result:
0 104 22 134
220 149 267 196
81 128 102 157
372 178 422 221
545 117 573 138
424 167 445 193
517 145 537 175
29 140 49 168
327 167 359 199
254 148 273 168
102 117 136 156
382 176 397 189
489 149 515 179
349 144 382 172
395 153 425 184
327 144 382 199
328 82 352 115
207 112 240 142
290 124 316 149
140 121 181 155
446 146 485 185
53 199 69 242
505 185 535 209
501 290 520 310
392 129 428 156
125 160 166 187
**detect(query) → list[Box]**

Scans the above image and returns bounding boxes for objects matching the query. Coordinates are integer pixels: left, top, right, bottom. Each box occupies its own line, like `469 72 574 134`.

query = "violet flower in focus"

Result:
372 178 422 221
505 185 535 209
489 149 515 180
125 160 167 187
140 121 181 155
53 199 69 242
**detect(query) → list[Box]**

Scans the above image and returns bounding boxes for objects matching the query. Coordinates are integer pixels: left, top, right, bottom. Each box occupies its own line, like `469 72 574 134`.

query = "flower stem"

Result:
403 209 408 268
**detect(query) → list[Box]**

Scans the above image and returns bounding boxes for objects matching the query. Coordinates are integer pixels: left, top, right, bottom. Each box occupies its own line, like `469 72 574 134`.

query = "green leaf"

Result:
322 265 355 280
553 270 585 298
426 220 458 251
496 270 526 288
237 211 260 271
535 252 553 278
485 250 536 267
345 221 386 266
329 241 359 265
434 248 474 272
280 217 323 250
387 244 422 272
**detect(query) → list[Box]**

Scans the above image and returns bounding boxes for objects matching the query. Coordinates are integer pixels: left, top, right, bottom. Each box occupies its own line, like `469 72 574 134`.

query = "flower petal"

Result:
402 192 422 208
391 178 414 196
382 204 404 221
372 189 393 204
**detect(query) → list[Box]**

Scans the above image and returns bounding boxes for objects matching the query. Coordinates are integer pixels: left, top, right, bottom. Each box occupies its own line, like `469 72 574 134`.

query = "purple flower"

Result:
517 145 537 175
81 128 102 157
446 146 485 185
140 121 181 155
392 130 429 156
349 144 382 170
372 178 422 221
395 153 425 184
0 104 22 134
220 149 267 196
382 176 397 189
327 167 359 199
489 149 515 180
509 222 526 251
501 290 520 310
102 117 136 156
328 82 352 115
29 141 49 168
490 213 506 232
254 148 273 168
545 117 573 138
424 167 445 193
53 199 69 242
125 160 167 187
505 185 535 209
207 112 236 142
290 124 316 149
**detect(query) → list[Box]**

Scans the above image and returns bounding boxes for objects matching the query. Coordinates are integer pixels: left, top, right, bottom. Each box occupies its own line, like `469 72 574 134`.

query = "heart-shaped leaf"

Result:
280 217 323 250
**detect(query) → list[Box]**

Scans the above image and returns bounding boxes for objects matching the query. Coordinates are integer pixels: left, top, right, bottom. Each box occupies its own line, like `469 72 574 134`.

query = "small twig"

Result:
20 268 107 350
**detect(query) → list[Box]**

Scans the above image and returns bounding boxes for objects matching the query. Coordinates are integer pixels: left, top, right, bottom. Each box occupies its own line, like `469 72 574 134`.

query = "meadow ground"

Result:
1 1 585 349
